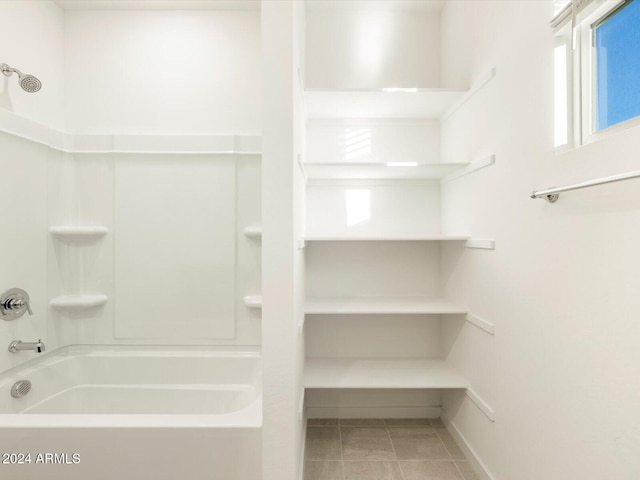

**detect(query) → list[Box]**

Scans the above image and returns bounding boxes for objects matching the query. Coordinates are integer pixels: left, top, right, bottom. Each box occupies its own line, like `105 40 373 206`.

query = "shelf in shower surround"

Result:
50 226 108 240
304 358 469 389
243 225 262 238
243 296 262 309
305 297 467 315
50 295 108 310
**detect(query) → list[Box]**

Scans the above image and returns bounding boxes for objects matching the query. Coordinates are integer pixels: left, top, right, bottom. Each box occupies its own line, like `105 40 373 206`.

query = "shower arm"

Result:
0 63 22 77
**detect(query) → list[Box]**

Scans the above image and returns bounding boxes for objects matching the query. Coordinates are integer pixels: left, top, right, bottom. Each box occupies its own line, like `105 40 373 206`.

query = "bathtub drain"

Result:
10 380 31 398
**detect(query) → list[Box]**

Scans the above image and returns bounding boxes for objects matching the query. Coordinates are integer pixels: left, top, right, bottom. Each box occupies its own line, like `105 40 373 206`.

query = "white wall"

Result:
0 0 64 373
262 2 306 479
0 133 52 372
64 9 260 134
306 6 441 89
440 1 640 479
0 0 65 130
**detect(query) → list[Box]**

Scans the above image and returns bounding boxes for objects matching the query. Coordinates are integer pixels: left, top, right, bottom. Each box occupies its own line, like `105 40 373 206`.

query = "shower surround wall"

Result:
0 2 262 369
51 7 261 348
0 0 65 373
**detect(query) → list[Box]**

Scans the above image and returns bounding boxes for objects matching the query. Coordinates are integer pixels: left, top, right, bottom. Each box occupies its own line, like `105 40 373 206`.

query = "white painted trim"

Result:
442 413 496 480
466 313 495 335
0 108 261 155
466 388 496 422
441 67 497 122
298 389 306 421
464 239 495 250
440 154 496 184
305 406 442 419
297 154 308 183
298 418 307 480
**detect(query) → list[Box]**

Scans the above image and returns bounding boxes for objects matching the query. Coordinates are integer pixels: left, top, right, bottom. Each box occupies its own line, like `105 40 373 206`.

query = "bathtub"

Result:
0 345 261 480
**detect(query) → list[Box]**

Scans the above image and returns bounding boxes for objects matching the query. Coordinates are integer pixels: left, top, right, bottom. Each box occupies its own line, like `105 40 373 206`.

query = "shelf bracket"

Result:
465 239 495 250
441 67 496 122
466 388 496 422
441 154 495 184
465 313 495 335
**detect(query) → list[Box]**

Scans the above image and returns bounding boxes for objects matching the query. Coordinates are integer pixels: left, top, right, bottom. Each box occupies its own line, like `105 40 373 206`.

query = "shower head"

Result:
1 63 42 93
18 73 42 93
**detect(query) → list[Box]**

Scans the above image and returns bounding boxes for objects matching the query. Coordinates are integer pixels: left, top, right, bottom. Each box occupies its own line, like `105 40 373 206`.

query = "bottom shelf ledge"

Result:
304 358 469 390
50 294 108 310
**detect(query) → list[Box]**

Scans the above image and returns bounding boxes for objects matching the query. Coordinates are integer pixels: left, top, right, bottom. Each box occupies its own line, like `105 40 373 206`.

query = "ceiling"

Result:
55 0 445 12
55 0 260 10
305 0 446 12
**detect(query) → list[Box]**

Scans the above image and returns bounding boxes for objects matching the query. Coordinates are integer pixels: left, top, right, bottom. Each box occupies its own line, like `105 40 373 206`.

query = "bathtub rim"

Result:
0 344 262 428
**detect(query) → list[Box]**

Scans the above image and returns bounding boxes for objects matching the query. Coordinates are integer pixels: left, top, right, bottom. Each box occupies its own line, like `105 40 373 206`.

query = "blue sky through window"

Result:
595 0 640 131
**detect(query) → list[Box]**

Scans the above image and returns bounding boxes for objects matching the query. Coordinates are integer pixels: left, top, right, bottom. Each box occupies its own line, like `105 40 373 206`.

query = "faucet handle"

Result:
0 288 33 321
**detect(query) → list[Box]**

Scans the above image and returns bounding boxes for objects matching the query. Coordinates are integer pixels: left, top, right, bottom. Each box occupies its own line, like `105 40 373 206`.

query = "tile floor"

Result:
304 418 479 480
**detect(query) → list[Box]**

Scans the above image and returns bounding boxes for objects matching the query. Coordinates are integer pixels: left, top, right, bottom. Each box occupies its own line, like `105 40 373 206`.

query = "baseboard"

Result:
442 412 496 480
298 417 307 480
306 405 442 419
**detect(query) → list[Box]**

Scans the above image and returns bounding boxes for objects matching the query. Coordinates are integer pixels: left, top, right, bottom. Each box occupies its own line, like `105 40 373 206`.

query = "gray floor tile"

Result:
389 427 450 460
455 461 480 480
340 418 386 426
343 461 403 480
384 418 432 427
430 417 444 427
304 461 344 480
341 427 396 461
400 461 464 480
435 428 465 460
306 427 342 460
309 418 339 426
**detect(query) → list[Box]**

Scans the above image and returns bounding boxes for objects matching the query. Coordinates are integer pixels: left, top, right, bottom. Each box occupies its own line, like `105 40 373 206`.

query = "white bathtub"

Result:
0 346 261 480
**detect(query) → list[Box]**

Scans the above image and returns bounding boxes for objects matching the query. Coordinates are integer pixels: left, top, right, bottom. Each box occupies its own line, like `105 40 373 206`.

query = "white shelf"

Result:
305 297 467 315
304 358 469 389
50 294 108 310
304 162 470 180
303 235 469 243
305 89 467 119
243 225 262 238
50 226 108 240
244 295 262 309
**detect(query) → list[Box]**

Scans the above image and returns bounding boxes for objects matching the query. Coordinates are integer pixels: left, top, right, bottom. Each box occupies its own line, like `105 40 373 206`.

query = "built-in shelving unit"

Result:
50 294 108 310
243 295 262 309
305 89 467 119
303 162 470 180
304 358 469 389
301 68 498 417
50 225 108 240
305 297 467 315
303 235 469 243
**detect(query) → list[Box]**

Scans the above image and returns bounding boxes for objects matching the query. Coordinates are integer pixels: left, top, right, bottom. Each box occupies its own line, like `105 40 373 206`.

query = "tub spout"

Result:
8 339 45 354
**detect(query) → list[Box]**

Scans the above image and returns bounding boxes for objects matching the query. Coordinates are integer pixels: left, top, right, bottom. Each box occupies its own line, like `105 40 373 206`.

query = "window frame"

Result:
554 0 640 150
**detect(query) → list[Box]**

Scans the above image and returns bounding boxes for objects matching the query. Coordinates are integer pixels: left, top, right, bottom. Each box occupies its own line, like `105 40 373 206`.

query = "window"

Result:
594 0 640 131
553 0 640 148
